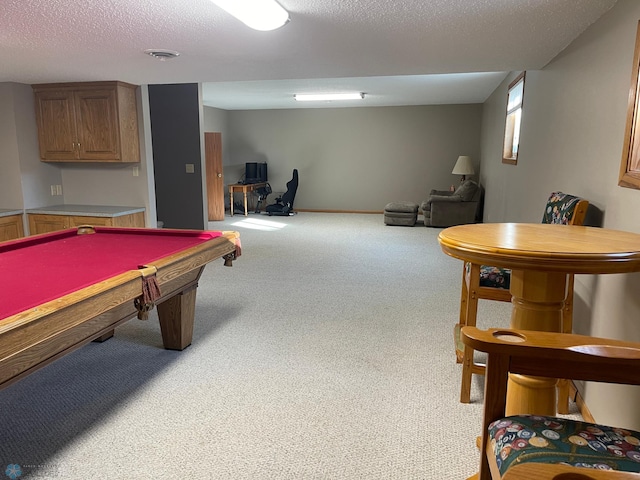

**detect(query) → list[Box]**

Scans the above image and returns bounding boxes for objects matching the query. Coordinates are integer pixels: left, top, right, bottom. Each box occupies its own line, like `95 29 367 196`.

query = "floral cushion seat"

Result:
479 265 511 289
489 415 640 475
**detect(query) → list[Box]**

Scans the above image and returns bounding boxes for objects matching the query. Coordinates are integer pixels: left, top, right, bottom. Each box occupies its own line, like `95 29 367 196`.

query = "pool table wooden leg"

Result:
157 285 197 350
93 330 115 342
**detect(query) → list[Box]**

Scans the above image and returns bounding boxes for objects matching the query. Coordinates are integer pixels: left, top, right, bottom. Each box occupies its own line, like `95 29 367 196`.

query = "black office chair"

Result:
266 169 298 216
254 183 272 213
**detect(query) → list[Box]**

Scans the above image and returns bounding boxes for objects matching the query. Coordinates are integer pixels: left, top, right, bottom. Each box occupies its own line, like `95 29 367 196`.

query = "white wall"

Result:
480 0 640 429
0 82 64 228
12 83 64 211
227 104 483 211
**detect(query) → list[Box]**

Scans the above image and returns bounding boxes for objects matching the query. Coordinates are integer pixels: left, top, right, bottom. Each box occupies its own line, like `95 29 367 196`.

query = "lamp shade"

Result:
452 156 474 176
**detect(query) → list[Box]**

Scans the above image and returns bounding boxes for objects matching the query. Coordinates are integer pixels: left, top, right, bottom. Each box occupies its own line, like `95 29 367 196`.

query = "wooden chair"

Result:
461 326 640 480
456 192 589 411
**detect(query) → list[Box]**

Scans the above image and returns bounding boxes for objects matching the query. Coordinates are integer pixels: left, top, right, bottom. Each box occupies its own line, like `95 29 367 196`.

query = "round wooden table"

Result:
438 223 640 415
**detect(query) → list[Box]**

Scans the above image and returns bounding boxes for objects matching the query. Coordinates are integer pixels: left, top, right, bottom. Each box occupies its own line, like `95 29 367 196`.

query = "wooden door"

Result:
205 132 225 221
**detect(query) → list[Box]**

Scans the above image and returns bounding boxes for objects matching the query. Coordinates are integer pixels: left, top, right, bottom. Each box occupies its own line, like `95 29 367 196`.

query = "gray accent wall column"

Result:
148 83 205 229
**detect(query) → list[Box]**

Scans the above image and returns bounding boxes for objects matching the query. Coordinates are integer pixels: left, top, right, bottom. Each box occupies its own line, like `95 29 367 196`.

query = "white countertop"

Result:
26 204 145 217
0 209 23 218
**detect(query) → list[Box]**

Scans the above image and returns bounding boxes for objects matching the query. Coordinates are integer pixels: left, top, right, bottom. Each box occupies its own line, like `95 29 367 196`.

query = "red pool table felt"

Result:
0 227 224 321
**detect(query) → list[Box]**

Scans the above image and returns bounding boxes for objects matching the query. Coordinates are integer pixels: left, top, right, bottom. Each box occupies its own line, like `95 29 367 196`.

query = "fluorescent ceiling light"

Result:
294 93 365 102
210 0 289 31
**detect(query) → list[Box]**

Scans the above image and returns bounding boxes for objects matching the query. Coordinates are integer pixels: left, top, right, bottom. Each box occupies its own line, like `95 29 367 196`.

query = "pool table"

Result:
0 226 241 390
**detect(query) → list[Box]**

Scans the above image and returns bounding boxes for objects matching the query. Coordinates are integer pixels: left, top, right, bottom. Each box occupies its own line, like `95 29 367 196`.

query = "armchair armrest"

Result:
429 189 453 196
427 194 463 204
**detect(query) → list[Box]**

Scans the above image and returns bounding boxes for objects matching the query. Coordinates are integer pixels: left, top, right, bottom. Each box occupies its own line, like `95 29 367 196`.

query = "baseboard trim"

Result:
569 381 595 423
295 209 384 214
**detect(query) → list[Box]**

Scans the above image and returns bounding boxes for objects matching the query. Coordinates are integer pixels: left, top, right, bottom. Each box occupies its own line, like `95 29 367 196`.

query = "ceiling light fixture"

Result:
144 49 180 61
294 93 365 102
210 0 289 31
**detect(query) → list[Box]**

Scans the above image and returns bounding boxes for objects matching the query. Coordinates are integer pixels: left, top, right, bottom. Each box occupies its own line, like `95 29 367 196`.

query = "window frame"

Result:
619 21 640 190
502 71 526 165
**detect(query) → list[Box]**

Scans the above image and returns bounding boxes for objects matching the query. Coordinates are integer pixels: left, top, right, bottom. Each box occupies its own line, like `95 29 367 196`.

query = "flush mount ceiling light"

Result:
144 49 180 61
210 0 289 31
294 93 365 102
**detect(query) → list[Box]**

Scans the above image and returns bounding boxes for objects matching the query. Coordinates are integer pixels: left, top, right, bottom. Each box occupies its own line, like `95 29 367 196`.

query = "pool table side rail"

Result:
0 232 239 390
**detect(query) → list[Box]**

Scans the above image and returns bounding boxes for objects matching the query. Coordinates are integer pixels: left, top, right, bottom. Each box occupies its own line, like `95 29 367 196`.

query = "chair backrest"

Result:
281 169 299 207
453 180 480 202
541 192 588 225
462 326 640 479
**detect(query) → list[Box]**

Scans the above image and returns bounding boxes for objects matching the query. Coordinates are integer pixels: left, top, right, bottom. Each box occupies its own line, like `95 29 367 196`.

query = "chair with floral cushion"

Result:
461 326 640 480
456 192 589 409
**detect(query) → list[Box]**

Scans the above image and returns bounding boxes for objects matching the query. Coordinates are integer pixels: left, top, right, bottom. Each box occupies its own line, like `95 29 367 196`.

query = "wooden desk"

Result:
438 223 640 416
228 182 267 217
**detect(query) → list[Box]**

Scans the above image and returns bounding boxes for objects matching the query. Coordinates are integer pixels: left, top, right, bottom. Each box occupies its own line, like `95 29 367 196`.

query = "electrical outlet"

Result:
50 185 56 196
185 164 195 174
56 185 63 196
133 166 139 177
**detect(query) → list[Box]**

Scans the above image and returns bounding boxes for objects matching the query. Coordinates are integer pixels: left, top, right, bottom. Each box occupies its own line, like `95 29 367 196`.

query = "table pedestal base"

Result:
507 270 566 415
506 373 558 416
510 270 566 331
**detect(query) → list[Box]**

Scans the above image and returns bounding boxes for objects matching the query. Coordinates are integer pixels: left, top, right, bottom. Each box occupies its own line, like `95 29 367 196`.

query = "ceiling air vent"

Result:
144 49 180 61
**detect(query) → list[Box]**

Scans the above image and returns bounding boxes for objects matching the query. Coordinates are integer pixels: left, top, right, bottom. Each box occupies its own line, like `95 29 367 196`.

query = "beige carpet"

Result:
0 213 527 479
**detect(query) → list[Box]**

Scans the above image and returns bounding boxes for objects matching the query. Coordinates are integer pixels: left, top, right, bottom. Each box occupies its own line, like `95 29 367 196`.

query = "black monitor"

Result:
245 162 267 184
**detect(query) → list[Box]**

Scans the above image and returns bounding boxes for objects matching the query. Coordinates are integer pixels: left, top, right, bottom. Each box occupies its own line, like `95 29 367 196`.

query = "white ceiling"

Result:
2 0 618 110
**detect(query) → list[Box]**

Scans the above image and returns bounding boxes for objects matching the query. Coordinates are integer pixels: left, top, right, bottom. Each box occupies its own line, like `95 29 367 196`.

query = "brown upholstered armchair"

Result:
421 180 482 227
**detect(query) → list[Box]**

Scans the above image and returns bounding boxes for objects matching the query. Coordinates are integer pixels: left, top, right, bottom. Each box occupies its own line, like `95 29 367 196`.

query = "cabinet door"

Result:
67 215 113 228
34 90 78 160
110 212 145 228
0 215 24 242
28 214 68 235
74 89 120 161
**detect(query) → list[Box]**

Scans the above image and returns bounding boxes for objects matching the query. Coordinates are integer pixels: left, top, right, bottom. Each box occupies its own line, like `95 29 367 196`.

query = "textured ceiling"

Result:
1 0 618 109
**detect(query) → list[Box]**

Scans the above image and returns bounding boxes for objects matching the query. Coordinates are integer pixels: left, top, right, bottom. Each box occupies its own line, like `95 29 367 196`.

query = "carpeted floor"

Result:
0 213 521 479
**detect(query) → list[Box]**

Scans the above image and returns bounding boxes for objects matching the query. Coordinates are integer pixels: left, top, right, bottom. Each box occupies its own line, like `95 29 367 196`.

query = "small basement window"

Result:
502 72 525 165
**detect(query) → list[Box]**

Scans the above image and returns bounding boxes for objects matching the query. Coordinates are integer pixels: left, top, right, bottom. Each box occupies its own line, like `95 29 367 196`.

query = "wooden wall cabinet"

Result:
32 81 140 163
28 211 145 235
0 214 25 242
